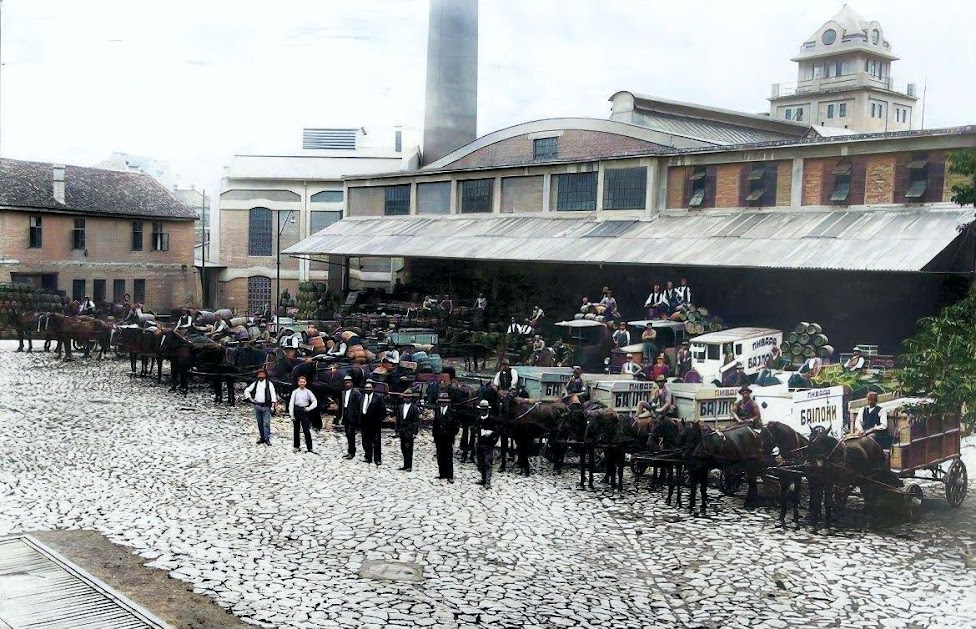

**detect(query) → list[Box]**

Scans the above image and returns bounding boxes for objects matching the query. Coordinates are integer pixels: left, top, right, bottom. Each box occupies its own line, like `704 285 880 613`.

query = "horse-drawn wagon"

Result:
553 319 611 374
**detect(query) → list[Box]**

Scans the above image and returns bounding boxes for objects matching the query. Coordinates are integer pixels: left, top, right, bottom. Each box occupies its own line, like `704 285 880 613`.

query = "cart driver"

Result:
855 392 892 449
493 359 519 391
732 386 762 429
562 366 587 405
652 374 674 417
844 348 866 372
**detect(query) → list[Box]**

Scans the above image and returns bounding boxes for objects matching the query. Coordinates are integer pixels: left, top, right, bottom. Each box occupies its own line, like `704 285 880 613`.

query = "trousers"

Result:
362 424 382 463
477 445 494 483
293 407 313 451
253 405 272 443
345 423 358 456
400 435 415 469
435 436 454 479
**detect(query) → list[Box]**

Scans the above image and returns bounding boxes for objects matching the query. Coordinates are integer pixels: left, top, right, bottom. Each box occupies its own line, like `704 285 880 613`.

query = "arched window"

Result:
248 207 273 256
247 276 272 314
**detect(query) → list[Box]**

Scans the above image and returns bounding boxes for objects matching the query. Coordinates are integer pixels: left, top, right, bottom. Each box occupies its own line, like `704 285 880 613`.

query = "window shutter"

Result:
849 157 868 205
928 152 946 203
738 164 751 207
763 163 778 206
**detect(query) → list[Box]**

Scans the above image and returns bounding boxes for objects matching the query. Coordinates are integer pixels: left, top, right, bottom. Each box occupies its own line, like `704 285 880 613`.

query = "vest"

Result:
254 380 272 406
734 399 758 420
862 406 883 431
497 369 513 390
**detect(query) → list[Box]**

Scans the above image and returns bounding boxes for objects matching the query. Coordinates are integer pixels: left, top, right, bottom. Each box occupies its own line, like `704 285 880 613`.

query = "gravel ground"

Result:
1 343 974 629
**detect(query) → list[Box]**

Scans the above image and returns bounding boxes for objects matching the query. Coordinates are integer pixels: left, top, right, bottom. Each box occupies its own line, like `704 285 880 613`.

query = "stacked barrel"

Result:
670 306 726 336
0 283 62 328
781 322 834 361
296 282 334 320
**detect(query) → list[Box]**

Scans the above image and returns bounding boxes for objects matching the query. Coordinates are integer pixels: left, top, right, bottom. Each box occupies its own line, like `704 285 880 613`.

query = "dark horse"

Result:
160 329 195 395
498 390 568 476
688 423 763 517
759 421 809 527
45 314 112 361
805 427 895 529
550 400 607 489
116 325 164 379
10 311 41 352
644 416 683 502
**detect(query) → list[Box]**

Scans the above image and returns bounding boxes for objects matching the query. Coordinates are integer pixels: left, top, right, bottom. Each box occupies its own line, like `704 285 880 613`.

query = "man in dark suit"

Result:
432 391 459 483
337 375 362 459
360 380 386 465
396 389 422 471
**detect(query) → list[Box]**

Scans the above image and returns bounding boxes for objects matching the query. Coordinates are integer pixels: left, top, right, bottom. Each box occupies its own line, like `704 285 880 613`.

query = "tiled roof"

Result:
0 158 196 220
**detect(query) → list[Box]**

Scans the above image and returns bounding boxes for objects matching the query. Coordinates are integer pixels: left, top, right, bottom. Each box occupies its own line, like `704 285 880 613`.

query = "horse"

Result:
644 416 683 501
498 390 568 476
116 325 164 379
45 314 112 361
805 426 895 529
9 311 41 353
760 421 809 528
688 423 764 517
441 380 483 463
160 329 195 395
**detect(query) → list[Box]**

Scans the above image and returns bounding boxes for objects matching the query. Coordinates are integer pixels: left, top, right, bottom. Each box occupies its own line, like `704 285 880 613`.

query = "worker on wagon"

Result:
79 295 97 316
662 281 676 312
676 341 693 378
733 386 762 429
529 305 544 328
493 359 520 391
621 353 642 376
643 283 667 319
562 366 587 405
530 335 546 364
326 334 347 358
175 309 193 331
254 323 272 343
652 374 675 418
506 317 522 336
612 322 631 349
765 346 788 371
599 287 620 319
650 354 670 380
208 314 229 340
855 392 892 449
844 348 866 372
675 278 692 307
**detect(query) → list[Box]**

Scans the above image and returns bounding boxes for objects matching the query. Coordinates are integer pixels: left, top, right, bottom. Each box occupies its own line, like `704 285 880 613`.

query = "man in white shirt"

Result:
506 317 522 336
244 368 278 446
288 375 318 454
79 296 97 316
612 322 631 349
493 360 519 391
855 391 891 448
675 278 692 306
476 293 487 311
175 309 193 331
621 353 642 376
385 345 401 365
643 284 668 318
844 349 866 372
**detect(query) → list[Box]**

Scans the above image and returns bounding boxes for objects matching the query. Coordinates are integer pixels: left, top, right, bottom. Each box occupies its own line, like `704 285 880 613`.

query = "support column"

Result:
450 180 459 214
595 163 605 212
542 173 552 212
645 160 660 216
791 157 804 208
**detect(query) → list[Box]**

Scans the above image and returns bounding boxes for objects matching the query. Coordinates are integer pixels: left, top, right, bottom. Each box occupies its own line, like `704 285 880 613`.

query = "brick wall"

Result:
0 210 197 309
864 155 896 204
775 161 792 207
666 167 686 209
500 175 544 213
218 208 301 270
218 277 299 314
714 164 742 208
445 130 660 170
802 159 827 206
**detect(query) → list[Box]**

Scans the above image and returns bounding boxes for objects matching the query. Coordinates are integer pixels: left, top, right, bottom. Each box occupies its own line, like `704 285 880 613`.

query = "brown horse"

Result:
689 423 763 516
8 311 41 352
498 390 568 475
805 427 895 529
644 416 683 500
45 314 113 360
759 421 809 527
583 411 652 492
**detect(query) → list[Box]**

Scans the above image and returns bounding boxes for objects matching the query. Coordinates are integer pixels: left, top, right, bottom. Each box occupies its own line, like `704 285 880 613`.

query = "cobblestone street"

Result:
1 346 974 629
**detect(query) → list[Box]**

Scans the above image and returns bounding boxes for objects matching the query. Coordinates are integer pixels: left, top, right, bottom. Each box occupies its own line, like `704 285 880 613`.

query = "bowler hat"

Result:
739 385 752 394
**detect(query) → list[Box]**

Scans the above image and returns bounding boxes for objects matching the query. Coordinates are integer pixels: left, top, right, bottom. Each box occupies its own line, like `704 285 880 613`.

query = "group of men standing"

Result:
643 278 692 318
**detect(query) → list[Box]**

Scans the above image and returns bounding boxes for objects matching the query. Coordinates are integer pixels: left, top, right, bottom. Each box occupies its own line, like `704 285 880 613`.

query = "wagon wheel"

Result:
71 339 86 351
906 483 924 522
720 470 743 495
945 459 968 509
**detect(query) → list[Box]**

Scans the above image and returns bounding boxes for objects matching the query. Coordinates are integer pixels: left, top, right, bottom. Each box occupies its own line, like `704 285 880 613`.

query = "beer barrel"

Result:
710 322 723 332
215 308 233 320
790 344 804 356
230 316 249 327
798 333 810 345
812 333 828 347
787 332 798 343
197 311 215 325
805 323 822 335
818 344 834 358
137 313 156 324
795 322 808 334
694 322 705 335
802 345 816 358
697 307 709 316
781 341 792 354
684 321 696 334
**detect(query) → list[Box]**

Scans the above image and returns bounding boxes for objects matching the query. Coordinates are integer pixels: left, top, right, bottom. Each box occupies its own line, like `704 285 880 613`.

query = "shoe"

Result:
344 454 355 460
475 480 485 486
485 481 491 489
398 466 407 471
265 441 272 447
448 478 455 484
364 459 372 464
375 461 381 466
256 439 265 445
294 448 301 453
435 476 444 480
308 450 320 455
404 467 411 472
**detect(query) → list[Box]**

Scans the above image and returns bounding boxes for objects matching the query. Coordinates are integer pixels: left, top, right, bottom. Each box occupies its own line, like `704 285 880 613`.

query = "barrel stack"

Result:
0 283 62 328
781 322 834 362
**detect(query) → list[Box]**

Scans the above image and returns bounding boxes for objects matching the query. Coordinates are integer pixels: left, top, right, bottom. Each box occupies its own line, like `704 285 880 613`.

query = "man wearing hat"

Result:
243 368 278 446
475 400 499 489
493 359 519 392
396 389 422 471
844 348 866 372
175 309 193 331
289 375 319 453
722 362 749 388
675 341 693 379
433 391 459 483
732 386 762 429
360 381 386 465
337 375 362 459
652 374 675 418
621 353 642 376
562 366 587 405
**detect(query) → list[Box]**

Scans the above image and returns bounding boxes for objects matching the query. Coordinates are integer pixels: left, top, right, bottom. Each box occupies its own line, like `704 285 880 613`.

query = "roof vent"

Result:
302 128 358 150
52 164 66 204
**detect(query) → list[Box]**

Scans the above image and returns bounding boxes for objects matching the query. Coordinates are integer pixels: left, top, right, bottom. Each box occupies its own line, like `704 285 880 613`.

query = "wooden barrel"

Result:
697 307 709 316
137 313 156 324
215 308 233 320
709 322 723 332
805 323 822 335
790 344 804 356
798 333 810 345
818 344 834 358
812 333 828 347
802 345 816 358
694 322 705 335
781 341 792 354
787 331 798 343
684 321 696 333
229 317 249 327
795 322 808 334
197 311 215 325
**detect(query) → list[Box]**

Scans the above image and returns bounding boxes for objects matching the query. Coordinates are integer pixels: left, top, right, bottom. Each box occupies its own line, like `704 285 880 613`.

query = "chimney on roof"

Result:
52 165 66 204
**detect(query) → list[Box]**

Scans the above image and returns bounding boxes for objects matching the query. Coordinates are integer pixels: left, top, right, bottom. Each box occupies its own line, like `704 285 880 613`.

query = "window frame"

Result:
459 178 494 214
71 218 86 251
247 276 272 315
827 104 835 119
785 108 793 120
553 171 598 212
838 103 847 118
28 215 42 249
151 220 170 252
383 185 411 216
248 207 274 257
113 279 126 303
602 167 647 210
310 210 342 233
795 107 804 122
133 279 146 305
131 220 144 251
533 137 558 161
93 279 106 303
72 279 85 302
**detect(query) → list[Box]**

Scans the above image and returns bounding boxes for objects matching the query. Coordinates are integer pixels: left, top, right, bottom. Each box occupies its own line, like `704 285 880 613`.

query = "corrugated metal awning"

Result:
0 536 171 629
285 207 974 272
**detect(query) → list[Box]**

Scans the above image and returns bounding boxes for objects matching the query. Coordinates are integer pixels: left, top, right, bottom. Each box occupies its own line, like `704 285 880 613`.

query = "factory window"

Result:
839 103 847 118
741 162 778 207
310 190 344 203
383 185 411 216
603 167 647 210
830 162 852 203
113 279 126 303
827 104 835 119
247 276 272 315
459 178 494 213
311 211 342 233
151 221 170 252
72 279 85 303
785 108 793 120
533 137 558 161
903 153 931 201
131 221 144 251
71 219 86 250
686 166 715 209
248 207 273 256
553 172 598 211
93 279 106 303
133 279 146 305
794 107 804 122
28 215 42 248
417 181 452 214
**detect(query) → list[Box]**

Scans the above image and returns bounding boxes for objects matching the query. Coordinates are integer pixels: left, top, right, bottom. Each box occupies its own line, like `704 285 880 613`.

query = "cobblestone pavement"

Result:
1 345 974 629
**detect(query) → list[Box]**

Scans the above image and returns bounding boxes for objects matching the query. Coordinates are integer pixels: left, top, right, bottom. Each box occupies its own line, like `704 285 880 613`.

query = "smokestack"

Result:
422 0 478 166
52 165 66 204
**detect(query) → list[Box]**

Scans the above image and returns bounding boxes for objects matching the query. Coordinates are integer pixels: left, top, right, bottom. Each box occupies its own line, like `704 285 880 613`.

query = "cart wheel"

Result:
906 483 924 522
72 339 86 351
720 470 743 495
945 459 968 509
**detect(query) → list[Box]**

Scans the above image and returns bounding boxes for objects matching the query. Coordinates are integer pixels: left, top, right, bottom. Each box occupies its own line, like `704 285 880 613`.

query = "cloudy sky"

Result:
1 0 973 193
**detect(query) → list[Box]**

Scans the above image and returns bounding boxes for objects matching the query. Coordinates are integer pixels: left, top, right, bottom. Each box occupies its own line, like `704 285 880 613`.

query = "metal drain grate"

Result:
0 535 171 629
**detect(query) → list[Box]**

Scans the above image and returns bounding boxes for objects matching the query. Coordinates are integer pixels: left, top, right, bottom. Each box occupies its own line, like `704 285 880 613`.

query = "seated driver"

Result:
732 386 762 429
854 391 891 449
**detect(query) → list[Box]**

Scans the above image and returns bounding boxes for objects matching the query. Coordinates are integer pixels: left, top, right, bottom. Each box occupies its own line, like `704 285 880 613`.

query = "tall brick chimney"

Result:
52 164 66 204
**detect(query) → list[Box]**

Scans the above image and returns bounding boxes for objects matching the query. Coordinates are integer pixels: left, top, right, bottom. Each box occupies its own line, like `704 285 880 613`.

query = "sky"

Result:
1 0 974 194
